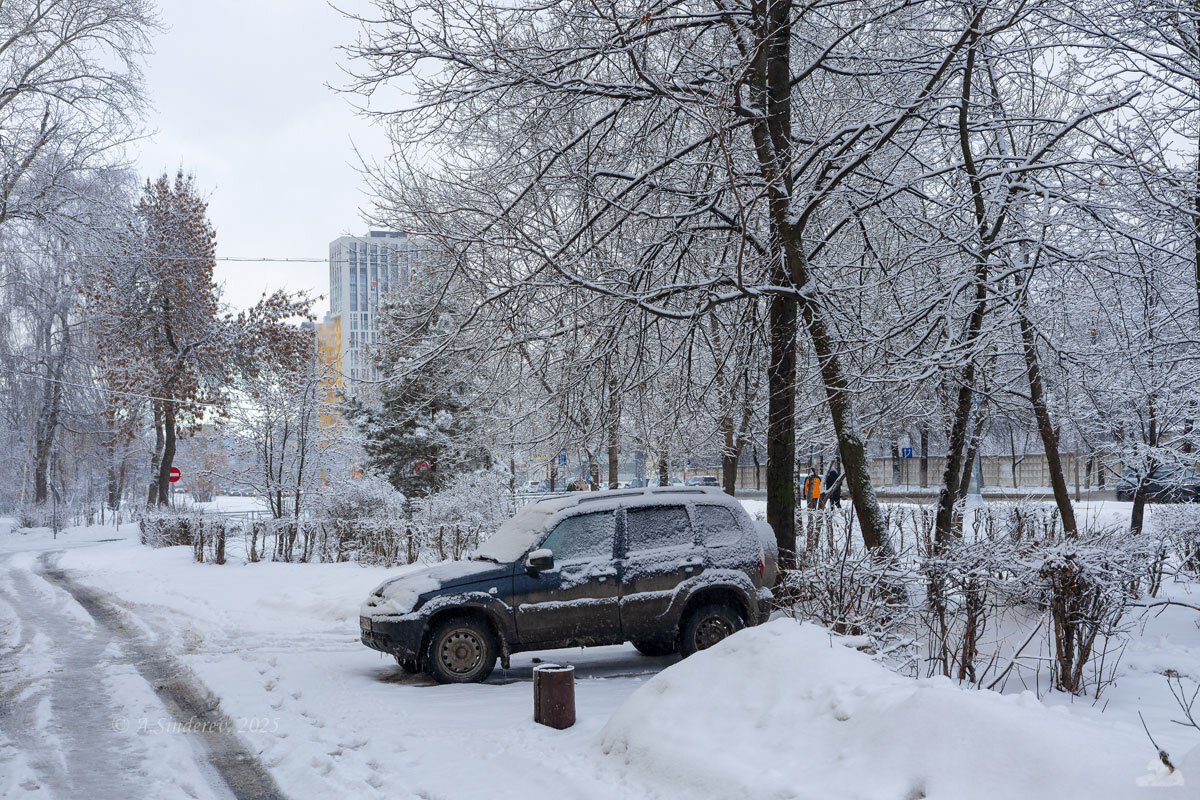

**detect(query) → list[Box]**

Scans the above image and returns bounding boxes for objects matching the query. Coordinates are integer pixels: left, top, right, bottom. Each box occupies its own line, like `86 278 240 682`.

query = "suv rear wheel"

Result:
424 616 497 683
631 638 676 657
679 603 744 657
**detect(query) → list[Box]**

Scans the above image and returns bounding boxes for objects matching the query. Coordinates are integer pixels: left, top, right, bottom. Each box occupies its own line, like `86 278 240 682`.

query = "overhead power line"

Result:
0 249 331 263
0 365 261 411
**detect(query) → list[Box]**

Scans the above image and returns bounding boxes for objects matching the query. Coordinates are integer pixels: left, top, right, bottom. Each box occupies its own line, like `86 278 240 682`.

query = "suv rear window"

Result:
625 506 693 552
694 505 740 545
539 511 616 562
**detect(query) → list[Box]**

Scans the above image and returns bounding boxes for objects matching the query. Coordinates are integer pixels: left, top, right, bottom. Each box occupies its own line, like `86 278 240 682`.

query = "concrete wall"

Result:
689 452 1113 492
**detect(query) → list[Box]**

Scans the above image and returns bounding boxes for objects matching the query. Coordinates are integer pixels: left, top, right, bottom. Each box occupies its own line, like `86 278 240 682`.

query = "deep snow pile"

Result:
600 619 1178 800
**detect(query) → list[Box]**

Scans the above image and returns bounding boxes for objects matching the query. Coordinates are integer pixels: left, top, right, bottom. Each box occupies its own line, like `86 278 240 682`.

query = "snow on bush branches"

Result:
786 503 1160 696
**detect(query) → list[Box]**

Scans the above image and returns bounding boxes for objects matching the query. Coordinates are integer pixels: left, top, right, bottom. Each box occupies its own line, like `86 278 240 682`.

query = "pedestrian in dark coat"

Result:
825 462 843 509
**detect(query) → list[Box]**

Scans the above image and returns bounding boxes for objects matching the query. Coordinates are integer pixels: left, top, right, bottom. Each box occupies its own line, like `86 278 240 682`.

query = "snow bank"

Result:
599 619 1151 800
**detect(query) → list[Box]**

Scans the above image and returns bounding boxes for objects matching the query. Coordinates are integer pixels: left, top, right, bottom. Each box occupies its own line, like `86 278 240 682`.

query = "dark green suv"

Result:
360 487 778 683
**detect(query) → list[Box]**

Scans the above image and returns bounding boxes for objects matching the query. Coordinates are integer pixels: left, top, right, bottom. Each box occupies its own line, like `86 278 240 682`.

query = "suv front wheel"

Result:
424 616 497 683
679 603 744 657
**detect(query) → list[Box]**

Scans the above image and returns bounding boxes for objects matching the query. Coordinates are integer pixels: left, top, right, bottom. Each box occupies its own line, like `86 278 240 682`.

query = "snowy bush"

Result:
309 476 408 563
312 474 407 521
1151 505 1200 578
411 470 513 556
782 544 916 670
920 536 1020 684
787 502 1158 696
15 503 51 530
1026 532 1151 695
137 510 198 548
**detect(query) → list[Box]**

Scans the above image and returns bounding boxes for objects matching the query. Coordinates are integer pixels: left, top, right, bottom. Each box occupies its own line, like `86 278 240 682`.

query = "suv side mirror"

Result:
525 548 554 573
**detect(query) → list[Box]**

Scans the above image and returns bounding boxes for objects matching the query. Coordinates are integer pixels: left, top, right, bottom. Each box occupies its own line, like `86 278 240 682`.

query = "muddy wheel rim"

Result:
695 615 734 650
440 629 484 675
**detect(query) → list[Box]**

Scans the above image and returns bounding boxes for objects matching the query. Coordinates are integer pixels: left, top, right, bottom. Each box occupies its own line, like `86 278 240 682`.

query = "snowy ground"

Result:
1 501 1198 799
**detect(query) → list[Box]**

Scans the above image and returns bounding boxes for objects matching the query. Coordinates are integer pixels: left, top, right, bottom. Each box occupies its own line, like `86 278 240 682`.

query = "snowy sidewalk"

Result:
34 524 677 799
0 538 255 800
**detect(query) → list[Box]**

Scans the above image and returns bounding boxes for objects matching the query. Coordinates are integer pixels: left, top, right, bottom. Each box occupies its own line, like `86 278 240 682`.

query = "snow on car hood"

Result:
362 561 501 618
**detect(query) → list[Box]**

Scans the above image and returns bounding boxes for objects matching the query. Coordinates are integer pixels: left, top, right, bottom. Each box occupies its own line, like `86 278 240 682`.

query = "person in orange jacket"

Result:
802 467 821 508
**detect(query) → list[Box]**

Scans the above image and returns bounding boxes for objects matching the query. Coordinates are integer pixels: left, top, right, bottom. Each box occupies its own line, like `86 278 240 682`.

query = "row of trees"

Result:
340 0 1200 563
0 0 332 523
0 0 156 518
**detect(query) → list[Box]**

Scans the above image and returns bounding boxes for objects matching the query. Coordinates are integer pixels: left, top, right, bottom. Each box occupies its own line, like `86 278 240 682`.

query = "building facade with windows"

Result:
315 314 343 429
327 231 416 401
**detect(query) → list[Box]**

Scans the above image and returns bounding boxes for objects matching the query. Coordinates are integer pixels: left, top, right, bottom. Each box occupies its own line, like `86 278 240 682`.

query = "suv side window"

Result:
694 505 740 546
625 506 693 552
539 511 616 563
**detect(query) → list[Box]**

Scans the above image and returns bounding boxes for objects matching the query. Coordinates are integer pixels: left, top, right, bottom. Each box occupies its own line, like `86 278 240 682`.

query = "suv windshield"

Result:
470 505 555 563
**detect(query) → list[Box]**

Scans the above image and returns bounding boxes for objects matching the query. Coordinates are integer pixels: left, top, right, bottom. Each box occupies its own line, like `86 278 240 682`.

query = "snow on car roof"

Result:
470 487 743 563
542 486 739 512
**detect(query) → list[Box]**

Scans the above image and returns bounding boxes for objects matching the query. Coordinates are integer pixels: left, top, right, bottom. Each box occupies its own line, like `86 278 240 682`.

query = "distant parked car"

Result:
623 478 649 489
686 476 720 487
360 487 778 683
1116 466 1200 503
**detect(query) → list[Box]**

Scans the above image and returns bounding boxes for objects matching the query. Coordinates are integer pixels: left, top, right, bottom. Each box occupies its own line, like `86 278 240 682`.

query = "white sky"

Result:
131 0 389 316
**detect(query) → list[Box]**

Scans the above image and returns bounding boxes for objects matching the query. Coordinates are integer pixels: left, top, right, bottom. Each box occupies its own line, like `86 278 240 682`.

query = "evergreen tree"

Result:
348 269 485 502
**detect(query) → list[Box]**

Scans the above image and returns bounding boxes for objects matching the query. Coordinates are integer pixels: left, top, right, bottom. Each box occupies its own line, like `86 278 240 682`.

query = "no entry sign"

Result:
169 466 182 483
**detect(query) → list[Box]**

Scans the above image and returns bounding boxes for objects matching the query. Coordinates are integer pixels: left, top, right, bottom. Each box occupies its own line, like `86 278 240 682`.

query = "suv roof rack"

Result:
570 486 713 505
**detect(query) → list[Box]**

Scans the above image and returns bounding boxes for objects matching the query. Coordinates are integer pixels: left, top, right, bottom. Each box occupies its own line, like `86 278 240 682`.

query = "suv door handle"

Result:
594 568 617 582
679 558 704 573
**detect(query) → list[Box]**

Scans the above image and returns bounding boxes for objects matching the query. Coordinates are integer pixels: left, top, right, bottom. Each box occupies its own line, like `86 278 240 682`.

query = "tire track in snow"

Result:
34 551 289 800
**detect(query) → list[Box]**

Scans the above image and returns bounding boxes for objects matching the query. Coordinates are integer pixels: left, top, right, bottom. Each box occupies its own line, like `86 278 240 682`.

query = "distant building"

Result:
327 231 417 402
315 313 343 430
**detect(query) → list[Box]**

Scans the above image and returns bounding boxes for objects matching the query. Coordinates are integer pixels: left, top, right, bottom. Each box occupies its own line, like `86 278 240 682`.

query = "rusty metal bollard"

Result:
533 663 575 729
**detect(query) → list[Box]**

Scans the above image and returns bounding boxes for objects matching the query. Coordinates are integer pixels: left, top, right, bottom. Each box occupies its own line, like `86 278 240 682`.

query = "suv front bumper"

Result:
360 615 425 660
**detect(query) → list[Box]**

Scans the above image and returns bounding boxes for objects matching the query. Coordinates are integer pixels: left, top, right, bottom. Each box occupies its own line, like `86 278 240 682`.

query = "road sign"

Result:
413 460 431 474
558 448 567 466
901 448 913 459
168 466 182 483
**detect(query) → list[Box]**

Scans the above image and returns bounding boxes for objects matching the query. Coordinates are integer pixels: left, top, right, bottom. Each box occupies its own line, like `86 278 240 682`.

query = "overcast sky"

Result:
132 0 388 316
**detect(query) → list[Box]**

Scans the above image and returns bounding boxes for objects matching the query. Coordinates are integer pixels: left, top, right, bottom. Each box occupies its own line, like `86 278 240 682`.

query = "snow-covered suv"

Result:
360 487 778 683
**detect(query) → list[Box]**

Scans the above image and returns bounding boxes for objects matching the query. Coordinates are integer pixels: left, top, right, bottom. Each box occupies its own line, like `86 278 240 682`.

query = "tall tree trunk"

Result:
105 411 127 512
957 418 982 501
148 401 164 506
721 416 738 497
1194 112 1200 329
32 312 69 504
727 401 755 497
155 401 176 507
891 439 902 486
920 425 929 488
935 33 991 549
1019 313 1077 536
1131 481 1148 536
766 291 798 564
1132 399 1159 534
607 376 620 489
742 0 960 556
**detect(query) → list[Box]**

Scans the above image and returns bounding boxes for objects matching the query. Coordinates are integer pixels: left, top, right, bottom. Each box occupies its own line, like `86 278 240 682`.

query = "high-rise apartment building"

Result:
327 231 416 400
315 314 343 429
